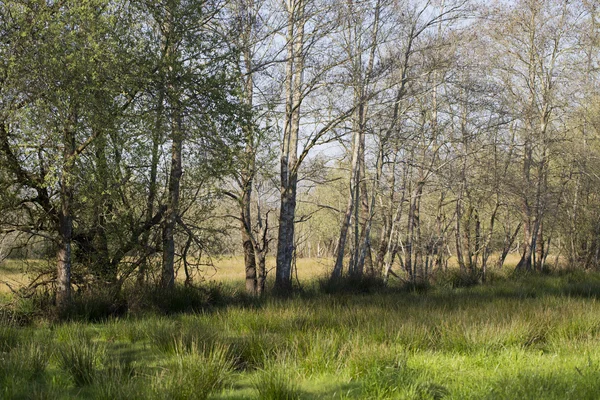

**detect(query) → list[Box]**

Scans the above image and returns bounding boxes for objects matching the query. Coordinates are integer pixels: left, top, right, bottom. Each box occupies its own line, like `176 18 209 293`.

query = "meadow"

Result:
2 257 600 399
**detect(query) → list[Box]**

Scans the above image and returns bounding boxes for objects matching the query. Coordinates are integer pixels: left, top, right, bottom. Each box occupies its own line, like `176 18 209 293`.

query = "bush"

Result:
434 269 480 289
319 274 386 294
62 289 127 322
126 284 214 315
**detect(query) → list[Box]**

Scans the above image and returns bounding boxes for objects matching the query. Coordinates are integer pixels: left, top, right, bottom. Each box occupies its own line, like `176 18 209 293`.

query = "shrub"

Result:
90 357 141 400
61 288 127 322
319 274 386 294
127 284 213 315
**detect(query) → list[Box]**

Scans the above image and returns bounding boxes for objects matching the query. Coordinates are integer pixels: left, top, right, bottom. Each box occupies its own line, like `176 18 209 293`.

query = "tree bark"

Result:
275 0 305 293
138 86 164 286
238 6 259 295
56 113 77 308
331 124 361 280
161 108 182 289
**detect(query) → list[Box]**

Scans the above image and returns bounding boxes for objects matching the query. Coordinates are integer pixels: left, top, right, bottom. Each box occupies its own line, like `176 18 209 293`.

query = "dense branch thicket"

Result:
0 0 599 305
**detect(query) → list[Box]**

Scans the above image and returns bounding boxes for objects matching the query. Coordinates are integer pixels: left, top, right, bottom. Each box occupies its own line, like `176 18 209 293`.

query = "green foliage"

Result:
88 356 142 400
148 318 217 354
227 332 276 371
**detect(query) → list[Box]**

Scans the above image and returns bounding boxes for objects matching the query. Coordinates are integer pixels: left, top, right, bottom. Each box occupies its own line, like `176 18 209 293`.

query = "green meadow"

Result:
2 266 600 399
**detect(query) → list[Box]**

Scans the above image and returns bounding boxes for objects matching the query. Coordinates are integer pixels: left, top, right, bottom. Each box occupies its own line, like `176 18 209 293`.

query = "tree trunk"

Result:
406 181 424 284
161 109 182 289
92 131 114 284
356 145 383 277
243 229 257 294
256 249 267 295
331 126 361 280
138 86 164 286
161 6 182 290
455 190 466 273
383 167 406 283
56 114 76 308
275 0 305 293
240 98 257 295
516 138 534 272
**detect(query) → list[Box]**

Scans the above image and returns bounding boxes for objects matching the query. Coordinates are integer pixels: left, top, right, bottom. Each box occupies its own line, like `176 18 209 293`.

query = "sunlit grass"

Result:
0 259 47 294
2 256 600 398
209 256 331 284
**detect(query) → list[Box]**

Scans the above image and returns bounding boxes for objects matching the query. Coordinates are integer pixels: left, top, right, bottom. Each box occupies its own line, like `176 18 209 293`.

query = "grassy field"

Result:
0 254 525 293
2 258 600 399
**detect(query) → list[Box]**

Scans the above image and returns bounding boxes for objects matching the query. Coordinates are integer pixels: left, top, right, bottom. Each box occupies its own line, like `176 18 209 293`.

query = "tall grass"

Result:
252 357 301 400
2 272 600 398
153 343 234 400
0 325 22 353
56 326 105 386
0 340 49 381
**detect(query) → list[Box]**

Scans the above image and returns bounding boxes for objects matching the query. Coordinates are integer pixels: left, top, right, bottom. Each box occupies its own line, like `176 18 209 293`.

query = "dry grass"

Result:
0 256 333 298
0 252 554 298
205 252 527 285
0 259 38 294
207 256 331 283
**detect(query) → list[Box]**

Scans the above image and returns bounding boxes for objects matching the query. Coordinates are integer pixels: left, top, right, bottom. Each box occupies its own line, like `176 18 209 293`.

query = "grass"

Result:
253 359 301 400
2 258 600 398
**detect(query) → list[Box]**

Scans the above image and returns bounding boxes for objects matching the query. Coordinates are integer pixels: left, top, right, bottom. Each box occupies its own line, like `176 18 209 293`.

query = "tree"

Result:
0 0 139 307
487 0 578 271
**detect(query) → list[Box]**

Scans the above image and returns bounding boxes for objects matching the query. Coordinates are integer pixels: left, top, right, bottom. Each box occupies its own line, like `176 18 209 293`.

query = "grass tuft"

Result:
0 325 22 353
56 327 105 386
252 362 301 400
154 343 234 400
0 340 50 382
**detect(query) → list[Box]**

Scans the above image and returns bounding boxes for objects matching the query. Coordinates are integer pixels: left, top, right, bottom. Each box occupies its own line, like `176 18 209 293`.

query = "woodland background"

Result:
0 0 599 304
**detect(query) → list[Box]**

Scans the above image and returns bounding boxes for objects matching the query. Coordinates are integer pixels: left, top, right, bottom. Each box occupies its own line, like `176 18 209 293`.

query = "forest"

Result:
1 0 600 399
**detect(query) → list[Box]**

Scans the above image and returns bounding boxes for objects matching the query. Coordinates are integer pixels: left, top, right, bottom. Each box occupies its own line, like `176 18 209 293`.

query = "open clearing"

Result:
2 260 600 399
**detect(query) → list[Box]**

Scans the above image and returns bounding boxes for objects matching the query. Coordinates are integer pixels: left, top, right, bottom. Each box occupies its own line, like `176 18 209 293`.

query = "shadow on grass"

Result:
218 380 364 400
477 368 600 400
6 269 600 324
